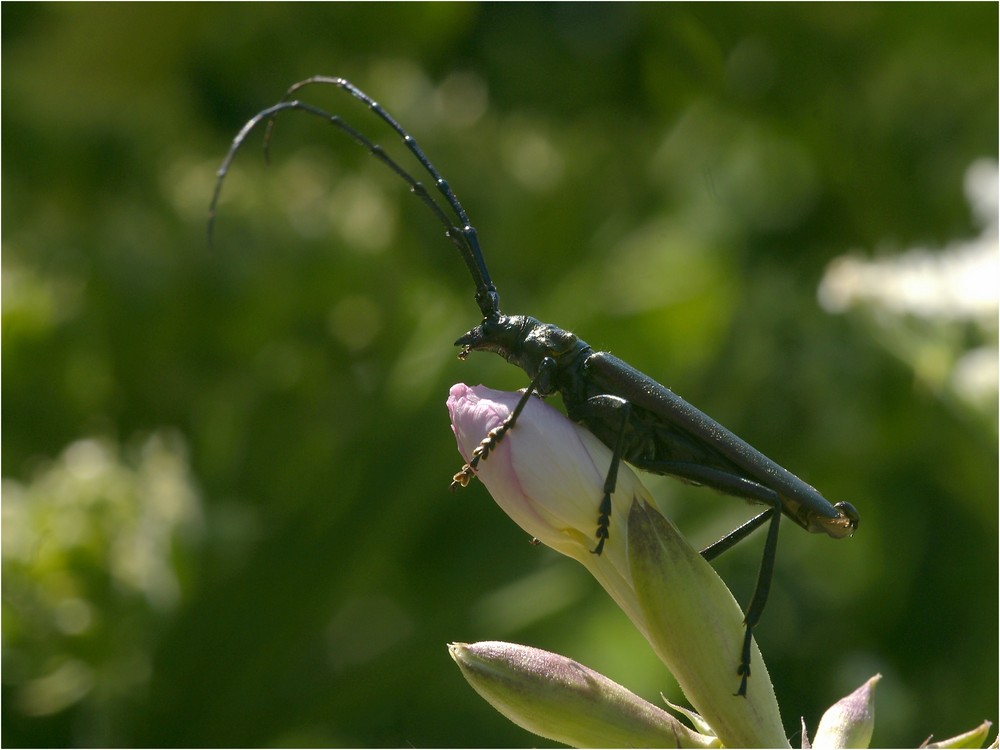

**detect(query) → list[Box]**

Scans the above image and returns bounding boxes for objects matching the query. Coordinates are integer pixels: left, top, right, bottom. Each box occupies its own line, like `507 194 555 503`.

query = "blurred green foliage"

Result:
3 4 996 747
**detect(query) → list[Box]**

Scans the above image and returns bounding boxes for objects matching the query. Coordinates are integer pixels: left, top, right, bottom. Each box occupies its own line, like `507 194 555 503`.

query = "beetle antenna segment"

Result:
209 76 500 319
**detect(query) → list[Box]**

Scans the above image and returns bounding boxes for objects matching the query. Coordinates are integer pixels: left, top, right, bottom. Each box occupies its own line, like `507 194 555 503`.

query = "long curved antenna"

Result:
209 77 501 319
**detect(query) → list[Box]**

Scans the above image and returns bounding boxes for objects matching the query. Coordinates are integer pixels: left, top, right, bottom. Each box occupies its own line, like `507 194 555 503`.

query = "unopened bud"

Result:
449 641 719 748
812 674 880 749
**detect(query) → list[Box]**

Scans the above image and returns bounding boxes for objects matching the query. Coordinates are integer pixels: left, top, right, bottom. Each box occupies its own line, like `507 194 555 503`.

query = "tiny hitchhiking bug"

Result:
210 76 860 697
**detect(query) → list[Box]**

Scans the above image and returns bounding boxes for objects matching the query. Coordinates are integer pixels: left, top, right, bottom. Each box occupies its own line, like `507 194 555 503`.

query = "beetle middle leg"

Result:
572 394 636 556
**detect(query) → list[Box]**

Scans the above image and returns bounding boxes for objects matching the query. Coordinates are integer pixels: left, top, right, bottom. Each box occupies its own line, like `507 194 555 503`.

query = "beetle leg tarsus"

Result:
590 493 612 555
590 399 631 555
736 632 752 696
450 423 505 490
450 467 475 491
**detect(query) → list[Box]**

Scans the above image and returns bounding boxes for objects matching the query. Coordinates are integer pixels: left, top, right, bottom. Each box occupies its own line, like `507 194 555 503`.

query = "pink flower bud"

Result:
447 383 642 626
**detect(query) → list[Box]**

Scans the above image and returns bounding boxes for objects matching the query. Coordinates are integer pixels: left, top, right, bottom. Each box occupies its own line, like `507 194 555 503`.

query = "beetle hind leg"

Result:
734 499 781 697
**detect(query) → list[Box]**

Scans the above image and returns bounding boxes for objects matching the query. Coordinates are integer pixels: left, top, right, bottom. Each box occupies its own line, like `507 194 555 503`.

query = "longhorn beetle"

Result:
210 76 860 697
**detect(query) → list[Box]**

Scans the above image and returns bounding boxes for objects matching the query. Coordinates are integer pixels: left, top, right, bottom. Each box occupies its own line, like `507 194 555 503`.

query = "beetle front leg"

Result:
450 359 556 490
450 416 518 489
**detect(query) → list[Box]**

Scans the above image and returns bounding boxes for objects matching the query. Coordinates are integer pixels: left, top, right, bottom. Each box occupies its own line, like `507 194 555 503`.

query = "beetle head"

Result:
456 315 585 391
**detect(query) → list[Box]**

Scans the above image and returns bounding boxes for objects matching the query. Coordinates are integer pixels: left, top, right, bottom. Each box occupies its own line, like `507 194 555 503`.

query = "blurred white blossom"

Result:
818 158 998 419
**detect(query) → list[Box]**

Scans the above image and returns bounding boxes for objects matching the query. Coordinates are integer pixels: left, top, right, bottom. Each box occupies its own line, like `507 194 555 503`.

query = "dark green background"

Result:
3 4 997 747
